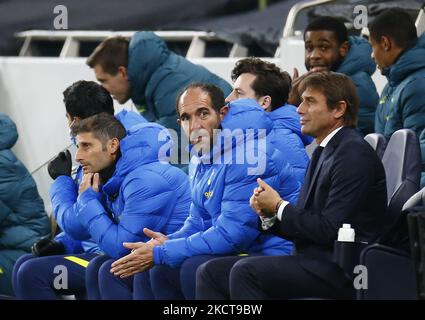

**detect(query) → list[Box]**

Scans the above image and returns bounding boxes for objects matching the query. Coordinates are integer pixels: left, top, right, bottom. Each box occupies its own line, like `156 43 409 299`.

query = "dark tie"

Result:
308 146 324 178
298 146 324 206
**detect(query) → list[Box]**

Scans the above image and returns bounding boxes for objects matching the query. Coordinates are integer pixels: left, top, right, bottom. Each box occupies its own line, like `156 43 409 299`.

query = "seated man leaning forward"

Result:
13 113 191 299
107 83 301 300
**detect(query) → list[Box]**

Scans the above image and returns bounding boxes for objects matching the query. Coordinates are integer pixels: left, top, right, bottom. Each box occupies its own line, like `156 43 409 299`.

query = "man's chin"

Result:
116 96 130 104
301 126 313 137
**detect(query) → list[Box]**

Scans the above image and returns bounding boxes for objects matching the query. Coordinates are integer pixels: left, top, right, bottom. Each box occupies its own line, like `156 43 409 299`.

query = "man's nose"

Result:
190 118 202 132
225 91 236 103
310 48 322 59
297 102 306 115
75 148 82 162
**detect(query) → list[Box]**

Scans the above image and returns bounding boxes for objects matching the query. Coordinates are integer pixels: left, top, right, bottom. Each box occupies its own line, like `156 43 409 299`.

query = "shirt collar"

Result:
319 126 344 147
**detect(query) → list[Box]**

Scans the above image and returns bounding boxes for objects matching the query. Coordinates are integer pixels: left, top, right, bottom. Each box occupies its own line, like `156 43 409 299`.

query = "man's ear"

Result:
71 116 81 124
381 35 392 52
258 96 272 111
117 66 128 80
339 41 350 58
219 105 230 120
334 101 347 120
108 138 120 155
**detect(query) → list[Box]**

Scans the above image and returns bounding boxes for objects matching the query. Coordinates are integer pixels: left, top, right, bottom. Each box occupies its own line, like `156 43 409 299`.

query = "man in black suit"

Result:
196 72 388 299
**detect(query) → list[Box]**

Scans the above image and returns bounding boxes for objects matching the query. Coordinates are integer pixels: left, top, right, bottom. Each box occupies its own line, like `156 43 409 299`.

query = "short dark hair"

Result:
369 8 417 49
231 57 292 110
86 36 129 75
175 83 225 118
71 113 126 148
304 16 348 45
299 72 358 128
63 80 114 119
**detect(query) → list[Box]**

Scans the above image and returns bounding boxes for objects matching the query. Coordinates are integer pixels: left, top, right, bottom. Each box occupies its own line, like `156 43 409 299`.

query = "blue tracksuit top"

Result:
51 110 189 257
52 120 191 259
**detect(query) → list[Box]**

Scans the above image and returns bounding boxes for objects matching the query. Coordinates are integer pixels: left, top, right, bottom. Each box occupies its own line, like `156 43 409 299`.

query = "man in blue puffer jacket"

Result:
87 31 232 169
13 86 191 299
109 83 300 300
0 113 50 296
226 57 312 183
57 81 147 255
291 16 379 135
12 81 147 295
369 8 425 186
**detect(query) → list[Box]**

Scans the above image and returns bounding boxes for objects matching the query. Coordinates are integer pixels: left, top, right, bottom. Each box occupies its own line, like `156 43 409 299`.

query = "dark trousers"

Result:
13 253 99 299
85 255 110 300
97 259 134 300
197 255 353 300
95 259 153 300
146 255 224 300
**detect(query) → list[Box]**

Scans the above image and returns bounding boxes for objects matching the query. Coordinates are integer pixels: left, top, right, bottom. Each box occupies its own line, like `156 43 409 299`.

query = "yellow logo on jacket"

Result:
204 191 214 199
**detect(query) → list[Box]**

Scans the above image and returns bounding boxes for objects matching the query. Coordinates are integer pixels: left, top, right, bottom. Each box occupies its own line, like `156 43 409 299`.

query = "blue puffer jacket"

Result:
337 36 379 136
269 104 312 183
0 113 50 252
128 31 232 147
153 99 300 267
62 122 191 259
51 109 147 253
375 34 425 186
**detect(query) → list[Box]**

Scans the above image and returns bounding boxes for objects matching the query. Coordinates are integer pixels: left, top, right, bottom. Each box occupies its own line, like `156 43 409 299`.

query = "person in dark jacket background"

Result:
290 16 379 136
0 112 50 296
87 31 232 169
369 8 425 187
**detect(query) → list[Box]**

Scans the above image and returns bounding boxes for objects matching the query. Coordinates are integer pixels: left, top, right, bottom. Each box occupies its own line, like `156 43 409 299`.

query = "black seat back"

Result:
406 187 425 299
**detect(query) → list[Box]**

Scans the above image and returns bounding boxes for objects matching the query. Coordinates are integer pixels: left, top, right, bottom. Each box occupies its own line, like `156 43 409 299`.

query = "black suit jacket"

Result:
268 127 388 287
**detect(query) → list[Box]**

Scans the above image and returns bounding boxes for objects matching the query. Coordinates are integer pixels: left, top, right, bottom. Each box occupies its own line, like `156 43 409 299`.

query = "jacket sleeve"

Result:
54 232 84 254
49 176 91 240
374 85 389 134
276 160 301 205
76 173 178 259
0 155 17 228
0 199 13 228
400 80 425 164
271 144 380 245
167 202 210 240
154 166 270 267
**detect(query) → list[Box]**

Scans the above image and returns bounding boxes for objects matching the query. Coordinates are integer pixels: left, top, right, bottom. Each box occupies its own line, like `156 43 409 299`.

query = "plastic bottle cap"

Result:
338 223 355 242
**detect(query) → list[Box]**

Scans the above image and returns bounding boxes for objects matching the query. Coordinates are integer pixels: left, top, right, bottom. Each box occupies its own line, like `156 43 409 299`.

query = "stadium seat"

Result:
357 129 421 299
406 187 425 300
333 129 421 299
364 133 387 159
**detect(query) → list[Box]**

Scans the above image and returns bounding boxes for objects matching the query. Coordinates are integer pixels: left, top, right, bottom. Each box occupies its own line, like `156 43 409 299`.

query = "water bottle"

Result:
337 223 355 242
